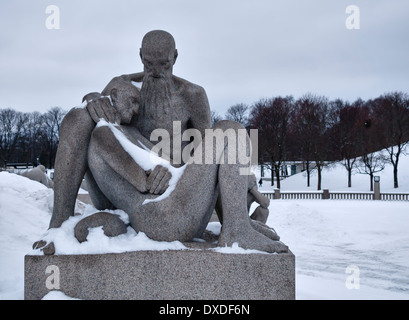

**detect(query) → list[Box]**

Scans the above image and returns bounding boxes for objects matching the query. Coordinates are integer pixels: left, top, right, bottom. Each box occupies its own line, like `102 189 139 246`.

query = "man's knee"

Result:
63 107 88 125
61 107 94 136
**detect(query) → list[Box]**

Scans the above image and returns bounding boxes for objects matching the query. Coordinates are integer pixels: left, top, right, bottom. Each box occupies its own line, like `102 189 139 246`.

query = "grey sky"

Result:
0 0 408 116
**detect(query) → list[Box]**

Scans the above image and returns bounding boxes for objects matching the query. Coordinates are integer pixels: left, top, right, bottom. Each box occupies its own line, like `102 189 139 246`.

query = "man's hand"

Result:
86 97 120 124
146 165 172 195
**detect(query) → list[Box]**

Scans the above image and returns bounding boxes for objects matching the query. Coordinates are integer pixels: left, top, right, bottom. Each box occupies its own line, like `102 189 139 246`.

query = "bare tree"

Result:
42 107 66 168
248 99 274 185
248 97 293 188
373 92 409 188
225 103 249 126
328 99 365 187
210 110 223 127
268 97 293 189
292 94 330 190
19 111 47 166
355 102 387 191
0 108 25 167
358 152 387 191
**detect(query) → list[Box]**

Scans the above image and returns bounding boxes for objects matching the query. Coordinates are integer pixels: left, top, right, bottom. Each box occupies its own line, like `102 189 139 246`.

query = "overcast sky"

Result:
0 0 408 116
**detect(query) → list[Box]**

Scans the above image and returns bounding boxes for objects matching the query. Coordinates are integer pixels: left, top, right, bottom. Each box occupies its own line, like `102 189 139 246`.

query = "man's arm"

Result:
189 85 212 135
120 72 145 83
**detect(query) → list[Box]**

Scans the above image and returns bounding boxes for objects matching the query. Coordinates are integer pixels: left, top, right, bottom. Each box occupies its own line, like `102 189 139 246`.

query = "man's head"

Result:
140 30 178 80
86 78 140 125
109 80 140 124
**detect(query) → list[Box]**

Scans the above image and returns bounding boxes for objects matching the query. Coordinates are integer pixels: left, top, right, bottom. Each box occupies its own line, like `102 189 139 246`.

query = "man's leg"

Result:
211 121 287 253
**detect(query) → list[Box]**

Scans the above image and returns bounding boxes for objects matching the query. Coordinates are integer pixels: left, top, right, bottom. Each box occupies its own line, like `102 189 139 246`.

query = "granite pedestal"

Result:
25 247 295 300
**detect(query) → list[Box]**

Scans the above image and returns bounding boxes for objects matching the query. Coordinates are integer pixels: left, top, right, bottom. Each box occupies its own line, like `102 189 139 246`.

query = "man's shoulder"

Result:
172 75 207 97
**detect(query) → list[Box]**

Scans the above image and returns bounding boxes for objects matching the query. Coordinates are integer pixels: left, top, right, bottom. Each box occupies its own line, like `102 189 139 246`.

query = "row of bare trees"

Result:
215 91 409 190
0 107 66 169
2 91 408 189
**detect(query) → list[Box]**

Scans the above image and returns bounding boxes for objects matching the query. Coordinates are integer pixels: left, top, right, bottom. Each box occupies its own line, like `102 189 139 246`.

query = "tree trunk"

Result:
393 163 398 188
346 158 352 188
393 152 399 189
275 166 281 189
270 167 274 186
306 161 310 187
317 165 322 191
370 173 374 191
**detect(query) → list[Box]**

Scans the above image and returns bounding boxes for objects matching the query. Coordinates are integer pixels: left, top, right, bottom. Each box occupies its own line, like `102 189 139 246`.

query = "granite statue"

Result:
21 165 54 189
36 30 287 254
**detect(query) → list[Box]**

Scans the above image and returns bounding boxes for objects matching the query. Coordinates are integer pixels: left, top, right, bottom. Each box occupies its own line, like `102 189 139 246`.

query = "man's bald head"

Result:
140 30 178 79
141 30 176 54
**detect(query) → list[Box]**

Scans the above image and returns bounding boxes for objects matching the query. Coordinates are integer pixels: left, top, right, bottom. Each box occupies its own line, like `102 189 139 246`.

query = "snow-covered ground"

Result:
1 149 409 300
266 200 409 299
257 148 409 193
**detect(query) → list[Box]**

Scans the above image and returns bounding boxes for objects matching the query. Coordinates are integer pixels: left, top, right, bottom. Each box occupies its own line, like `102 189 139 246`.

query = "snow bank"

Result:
0 172 53 299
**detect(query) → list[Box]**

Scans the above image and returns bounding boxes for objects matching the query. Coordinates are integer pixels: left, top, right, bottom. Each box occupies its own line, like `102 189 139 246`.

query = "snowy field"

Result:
266 200 409 299
257 149 409 193
1 151 409 299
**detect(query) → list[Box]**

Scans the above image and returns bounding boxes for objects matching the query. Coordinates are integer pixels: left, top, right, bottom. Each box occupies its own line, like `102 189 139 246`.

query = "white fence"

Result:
263 189 409 201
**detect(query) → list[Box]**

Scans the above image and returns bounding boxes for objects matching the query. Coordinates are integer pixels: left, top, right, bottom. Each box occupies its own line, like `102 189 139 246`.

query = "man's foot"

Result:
218 224 288 253
250 219 280 241
32 240 55 255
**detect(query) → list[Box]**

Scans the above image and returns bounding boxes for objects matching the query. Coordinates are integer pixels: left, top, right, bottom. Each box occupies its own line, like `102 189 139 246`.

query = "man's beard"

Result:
140 75 173 118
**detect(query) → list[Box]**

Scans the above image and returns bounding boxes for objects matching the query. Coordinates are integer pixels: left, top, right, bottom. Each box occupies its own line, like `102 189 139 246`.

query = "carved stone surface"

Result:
21 165 53 188
73 212 128 243
25 249 295 300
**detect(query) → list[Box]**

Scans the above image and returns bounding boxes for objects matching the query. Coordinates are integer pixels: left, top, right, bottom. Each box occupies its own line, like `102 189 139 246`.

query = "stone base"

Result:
25 248 295 300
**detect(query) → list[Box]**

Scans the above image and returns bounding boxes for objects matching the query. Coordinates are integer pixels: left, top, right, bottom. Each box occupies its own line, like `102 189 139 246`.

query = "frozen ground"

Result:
1 150 409 299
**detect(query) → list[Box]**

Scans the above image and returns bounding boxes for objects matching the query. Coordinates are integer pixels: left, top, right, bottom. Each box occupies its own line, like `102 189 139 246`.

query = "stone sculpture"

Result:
37 30 287 254
21 165 54 189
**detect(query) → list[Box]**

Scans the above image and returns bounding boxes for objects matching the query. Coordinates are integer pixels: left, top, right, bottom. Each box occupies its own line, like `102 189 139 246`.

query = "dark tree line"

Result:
0 107 66 169
218 91 409 190
3 91 408 189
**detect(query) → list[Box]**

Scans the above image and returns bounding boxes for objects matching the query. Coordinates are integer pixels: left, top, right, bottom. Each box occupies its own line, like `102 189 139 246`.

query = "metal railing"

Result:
263 189 409 201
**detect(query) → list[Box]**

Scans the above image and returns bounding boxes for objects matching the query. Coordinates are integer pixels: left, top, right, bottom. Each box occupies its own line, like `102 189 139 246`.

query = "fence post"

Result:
274 188 281 200
322 189 330 200
374 176 381 200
